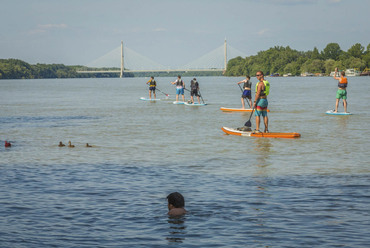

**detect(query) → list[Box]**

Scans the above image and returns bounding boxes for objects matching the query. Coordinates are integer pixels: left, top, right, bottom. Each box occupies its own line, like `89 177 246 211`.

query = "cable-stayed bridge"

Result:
78 40 246 77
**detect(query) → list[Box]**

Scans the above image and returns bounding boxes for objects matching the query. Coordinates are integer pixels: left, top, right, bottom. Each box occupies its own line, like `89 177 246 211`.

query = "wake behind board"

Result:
221 127 301 139
184 102 207 106
173 101 185 105
140 97 160 101
220 107 270 112
326 110 352 115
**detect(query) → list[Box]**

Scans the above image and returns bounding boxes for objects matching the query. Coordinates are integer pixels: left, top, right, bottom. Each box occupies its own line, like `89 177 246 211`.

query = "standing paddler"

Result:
332 68 348 113
146 76 156 100
253 71 270 133
237 75 252 109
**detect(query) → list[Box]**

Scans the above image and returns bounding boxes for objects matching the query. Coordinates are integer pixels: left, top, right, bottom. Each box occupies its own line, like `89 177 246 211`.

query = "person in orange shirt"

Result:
333 68 348 113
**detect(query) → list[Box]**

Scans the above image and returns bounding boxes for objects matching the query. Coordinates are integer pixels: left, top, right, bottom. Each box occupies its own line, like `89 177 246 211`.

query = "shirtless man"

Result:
167 192 187 216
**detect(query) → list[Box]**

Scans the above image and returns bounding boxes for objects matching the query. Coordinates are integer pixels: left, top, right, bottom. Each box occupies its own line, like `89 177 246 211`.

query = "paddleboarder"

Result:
333 68 348 113
190 78 201 104
171 75 185 102
146 76 157 100
237 75 252 109
253 71 270 133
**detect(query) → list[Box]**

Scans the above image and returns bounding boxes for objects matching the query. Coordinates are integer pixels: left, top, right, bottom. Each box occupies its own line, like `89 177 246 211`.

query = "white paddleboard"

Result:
173 101 185 105
140 97 160 101
184 102 207 106
326 110 352 115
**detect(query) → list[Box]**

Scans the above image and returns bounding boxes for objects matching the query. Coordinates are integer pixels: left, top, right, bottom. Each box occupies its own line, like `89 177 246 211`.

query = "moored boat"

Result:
360 68 370 76
345 68 361 76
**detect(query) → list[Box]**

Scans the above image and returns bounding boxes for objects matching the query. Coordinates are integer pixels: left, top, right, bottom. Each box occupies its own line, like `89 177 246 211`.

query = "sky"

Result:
1 0 369 68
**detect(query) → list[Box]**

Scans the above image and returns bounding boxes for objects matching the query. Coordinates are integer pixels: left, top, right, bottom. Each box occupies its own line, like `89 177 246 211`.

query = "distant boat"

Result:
345 68 361 77
301 72 314 77
270 73 280 77
360 67 370 76
283 73 293 77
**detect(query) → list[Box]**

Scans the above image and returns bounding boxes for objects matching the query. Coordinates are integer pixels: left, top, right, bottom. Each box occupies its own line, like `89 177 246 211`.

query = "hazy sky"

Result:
1 0 369 67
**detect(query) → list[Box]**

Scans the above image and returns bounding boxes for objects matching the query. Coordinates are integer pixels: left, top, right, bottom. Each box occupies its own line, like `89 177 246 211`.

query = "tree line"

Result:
225 43 370 76
0 59 122 79
0 59 223 79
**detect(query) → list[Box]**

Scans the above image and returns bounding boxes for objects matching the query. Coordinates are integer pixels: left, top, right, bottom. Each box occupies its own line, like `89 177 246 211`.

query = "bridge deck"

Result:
77 68 224 73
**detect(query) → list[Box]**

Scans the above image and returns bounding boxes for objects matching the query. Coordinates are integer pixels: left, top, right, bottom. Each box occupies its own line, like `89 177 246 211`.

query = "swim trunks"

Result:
176 87 184 95
242 90 251 99
149 86 156 91
255 99 268 117
336 89 347 99
191 89 198 96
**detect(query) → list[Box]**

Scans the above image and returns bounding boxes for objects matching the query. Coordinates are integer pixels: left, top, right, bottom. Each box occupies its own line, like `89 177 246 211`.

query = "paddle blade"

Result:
244 120 252 127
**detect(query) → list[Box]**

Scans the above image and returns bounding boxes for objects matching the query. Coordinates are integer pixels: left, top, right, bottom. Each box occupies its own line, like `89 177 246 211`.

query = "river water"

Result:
1 76 369 247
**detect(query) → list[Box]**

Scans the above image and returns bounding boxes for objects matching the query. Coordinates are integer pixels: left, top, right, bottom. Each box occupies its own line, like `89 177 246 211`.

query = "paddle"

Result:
238 83 251 108
244 107 255 127
237 83 243 93
198 90 205 104
156 88 169 97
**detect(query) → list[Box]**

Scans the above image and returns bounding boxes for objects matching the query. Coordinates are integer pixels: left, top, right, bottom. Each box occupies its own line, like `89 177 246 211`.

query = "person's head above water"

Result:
167 192 186 216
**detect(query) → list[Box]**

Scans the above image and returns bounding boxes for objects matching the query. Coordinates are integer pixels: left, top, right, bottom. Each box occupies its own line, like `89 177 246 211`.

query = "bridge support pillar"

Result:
120 41 124 78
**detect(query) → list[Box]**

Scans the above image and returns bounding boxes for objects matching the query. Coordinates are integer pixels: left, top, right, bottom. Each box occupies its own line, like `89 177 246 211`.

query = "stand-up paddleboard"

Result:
140 97 160 101
326 110 352 115
220 107 270 112
184 102 207 106
221 127 301 139
173 101 185 105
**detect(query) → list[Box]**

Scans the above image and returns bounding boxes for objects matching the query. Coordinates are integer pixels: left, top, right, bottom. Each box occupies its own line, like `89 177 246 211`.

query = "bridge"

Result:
77 40 246 77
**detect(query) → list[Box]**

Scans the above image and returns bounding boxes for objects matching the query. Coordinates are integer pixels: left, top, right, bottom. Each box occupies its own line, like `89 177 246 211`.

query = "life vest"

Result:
243 80 251 89
255 80 270 96
149 79 156 87
176 79 184 87
338 77 348 88
190 80 198 90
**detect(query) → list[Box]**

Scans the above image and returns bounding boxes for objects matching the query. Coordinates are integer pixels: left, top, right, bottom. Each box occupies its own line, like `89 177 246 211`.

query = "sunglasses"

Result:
256 74 262 76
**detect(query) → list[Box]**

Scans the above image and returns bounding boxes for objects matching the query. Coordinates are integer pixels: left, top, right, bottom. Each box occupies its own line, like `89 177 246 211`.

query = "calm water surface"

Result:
1 76 369 247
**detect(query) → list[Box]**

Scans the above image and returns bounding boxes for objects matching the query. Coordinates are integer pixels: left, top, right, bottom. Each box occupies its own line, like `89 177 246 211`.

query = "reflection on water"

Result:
166 216 187 243
253 138 272 170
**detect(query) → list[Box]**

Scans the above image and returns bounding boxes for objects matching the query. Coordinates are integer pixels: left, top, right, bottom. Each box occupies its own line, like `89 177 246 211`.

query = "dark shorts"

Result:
149 87 156 92
191 89 198 96
242 90 251 99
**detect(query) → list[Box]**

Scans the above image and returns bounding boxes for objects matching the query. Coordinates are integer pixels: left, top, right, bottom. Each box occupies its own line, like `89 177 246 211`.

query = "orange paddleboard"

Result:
220 107 270 112
221 127 301 139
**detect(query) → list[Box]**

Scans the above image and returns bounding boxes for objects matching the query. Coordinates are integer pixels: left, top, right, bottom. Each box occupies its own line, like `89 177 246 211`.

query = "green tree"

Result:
322 43 342 60
301 59 324 73
347 43 364 58
343 57 366 70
